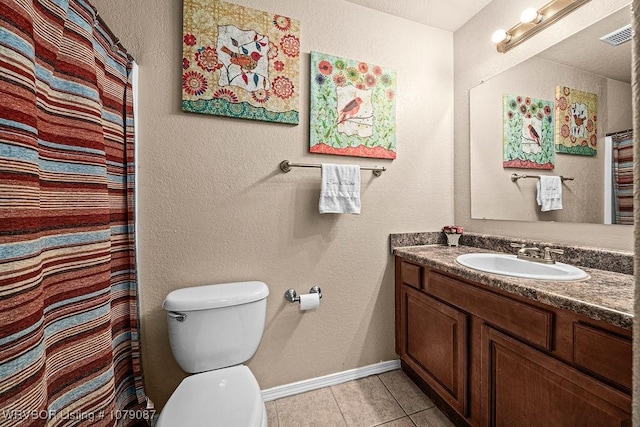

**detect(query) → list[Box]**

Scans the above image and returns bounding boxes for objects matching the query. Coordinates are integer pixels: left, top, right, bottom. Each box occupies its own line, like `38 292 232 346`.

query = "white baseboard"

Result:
261 359 401 402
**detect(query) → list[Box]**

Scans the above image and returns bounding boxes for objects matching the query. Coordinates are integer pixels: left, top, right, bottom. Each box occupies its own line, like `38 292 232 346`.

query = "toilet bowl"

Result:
156 366 266 426
156 281 269 426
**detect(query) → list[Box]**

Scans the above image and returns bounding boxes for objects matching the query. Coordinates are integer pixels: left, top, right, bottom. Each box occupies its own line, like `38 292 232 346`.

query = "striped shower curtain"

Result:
612 130 634 225
0 1 147 426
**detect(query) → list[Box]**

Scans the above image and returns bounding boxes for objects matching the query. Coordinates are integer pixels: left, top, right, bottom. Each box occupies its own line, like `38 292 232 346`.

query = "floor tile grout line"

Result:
333 375 405 427
377 371 437 416
270 374 430 427
274 400 281 427
328 384 350 426
370 414 416 427
405 412 419 427
377 371 428 427
370 373 413 425
376 373 410 416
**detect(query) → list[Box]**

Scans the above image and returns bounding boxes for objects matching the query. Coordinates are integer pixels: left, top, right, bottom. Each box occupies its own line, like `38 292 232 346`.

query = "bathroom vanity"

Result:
393 241 632 427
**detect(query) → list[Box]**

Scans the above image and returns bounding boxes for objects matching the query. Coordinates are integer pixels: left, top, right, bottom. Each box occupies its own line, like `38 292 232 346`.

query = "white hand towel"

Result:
319 163 361 214
536 176 563 212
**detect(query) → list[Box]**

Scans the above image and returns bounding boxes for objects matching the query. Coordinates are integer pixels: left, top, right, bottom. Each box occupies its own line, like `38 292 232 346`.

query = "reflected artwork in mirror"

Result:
470 5 632 225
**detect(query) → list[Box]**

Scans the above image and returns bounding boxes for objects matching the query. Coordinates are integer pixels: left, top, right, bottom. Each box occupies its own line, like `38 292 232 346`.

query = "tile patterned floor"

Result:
266 369 455 427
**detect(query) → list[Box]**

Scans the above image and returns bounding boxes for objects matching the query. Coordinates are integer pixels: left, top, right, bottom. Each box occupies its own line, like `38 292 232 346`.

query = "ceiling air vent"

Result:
599 24 633 46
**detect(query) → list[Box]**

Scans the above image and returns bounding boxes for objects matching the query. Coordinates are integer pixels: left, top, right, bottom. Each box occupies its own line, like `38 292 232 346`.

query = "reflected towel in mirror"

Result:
536 176 563 212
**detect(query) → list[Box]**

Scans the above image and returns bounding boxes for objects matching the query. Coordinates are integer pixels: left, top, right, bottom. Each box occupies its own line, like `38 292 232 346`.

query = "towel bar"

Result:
511 173 574 182
280 160 386 177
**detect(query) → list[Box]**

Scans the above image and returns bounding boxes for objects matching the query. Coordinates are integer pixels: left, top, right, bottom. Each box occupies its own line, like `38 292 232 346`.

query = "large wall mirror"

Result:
470 5 632 224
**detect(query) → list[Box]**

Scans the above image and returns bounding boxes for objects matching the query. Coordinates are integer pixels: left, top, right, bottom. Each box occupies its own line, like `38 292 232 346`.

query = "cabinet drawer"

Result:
400 261 422 290
425 271 553 350
573 323 632 391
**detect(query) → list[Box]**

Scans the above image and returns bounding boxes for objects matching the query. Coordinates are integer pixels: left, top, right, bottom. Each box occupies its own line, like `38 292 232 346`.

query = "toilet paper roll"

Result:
299 293 320 311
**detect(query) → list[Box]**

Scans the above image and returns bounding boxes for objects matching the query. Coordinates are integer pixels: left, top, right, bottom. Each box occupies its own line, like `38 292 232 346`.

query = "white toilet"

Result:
156 281 270 427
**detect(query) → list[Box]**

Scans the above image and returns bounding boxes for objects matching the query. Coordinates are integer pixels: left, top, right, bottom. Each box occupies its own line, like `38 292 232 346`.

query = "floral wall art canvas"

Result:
503 94 555 169
182 0 299 124
310 51 397 159
554 86 597 156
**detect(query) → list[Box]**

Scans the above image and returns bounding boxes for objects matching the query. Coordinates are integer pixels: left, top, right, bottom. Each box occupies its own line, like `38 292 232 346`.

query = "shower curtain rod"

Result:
93 9 134 62
606 128 633 137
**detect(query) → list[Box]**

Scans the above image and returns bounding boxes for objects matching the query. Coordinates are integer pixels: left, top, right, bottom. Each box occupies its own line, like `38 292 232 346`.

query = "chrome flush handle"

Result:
167 311 187 322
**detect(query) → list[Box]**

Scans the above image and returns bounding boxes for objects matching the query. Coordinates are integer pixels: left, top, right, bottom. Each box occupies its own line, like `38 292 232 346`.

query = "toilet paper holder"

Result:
284 286 322 303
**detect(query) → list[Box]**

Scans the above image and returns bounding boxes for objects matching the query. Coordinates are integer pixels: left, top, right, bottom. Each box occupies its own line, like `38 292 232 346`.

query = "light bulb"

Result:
492 29 509 44
520 7 542 24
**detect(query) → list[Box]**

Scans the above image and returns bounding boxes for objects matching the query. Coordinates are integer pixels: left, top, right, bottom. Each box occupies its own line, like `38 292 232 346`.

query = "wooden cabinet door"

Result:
401 286 468 415
481 325 631 427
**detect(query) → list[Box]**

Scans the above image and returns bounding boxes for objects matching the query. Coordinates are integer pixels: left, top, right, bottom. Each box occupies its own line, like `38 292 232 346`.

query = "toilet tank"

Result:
163 281 269 374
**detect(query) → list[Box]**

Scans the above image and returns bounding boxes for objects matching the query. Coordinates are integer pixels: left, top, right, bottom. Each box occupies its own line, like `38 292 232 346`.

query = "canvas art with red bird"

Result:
216 27 270 90
503 93 554 169
520 116 543 155
527 124 541 145
219 45 262 71
309 51 397 159
182 0 300 124
338 97 363 124
335 86 374 138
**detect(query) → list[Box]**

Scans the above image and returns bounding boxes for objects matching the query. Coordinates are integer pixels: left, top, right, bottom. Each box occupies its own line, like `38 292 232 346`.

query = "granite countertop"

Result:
394 244 633 330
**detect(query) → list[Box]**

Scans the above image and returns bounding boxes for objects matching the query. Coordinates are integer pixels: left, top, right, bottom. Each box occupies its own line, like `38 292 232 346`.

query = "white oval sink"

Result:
456 253 589 281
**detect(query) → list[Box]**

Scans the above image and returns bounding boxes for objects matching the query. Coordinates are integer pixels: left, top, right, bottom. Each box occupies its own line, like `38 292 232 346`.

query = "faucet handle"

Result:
510 242 525 253
542 247 564 263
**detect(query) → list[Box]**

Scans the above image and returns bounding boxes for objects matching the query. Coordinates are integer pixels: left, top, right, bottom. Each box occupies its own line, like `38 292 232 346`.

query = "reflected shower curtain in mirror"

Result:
0 1 147 425
612 130 634 225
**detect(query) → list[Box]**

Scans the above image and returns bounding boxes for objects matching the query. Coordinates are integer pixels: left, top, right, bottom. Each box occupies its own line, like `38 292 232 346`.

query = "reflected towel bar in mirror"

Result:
511 173 574 182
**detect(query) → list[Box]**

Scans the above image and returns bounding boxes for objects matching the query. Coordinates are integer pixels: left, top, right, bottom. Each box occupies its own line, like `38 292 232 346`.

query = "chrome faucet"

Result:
541 247 564 264
510 243 564 264
510 243 541 260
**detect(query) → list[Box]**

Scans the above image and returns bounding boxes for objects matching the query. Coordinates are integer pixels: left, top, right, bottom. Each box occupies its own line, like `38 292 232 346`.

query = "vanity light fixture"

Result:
491 29 511 44
520 7 543 24
494 0 591 53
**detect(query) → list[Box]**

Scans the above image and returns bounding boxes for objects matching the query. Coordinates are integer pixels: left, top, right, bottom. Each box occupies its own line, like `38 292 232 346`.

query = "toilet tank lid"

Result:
162 281 269 311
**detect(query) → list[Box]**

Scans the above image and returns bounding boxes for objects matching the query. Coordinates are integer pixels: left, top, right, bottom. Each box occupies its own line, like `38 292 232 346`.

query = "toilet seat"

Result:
156 365 264 427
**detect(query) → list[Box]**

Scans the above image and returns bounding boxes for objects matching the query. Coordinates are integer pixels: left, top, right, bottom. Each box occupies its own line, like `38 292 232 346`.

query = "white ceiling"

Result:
538 6 632 83
345 1 632 83
343 0 494 31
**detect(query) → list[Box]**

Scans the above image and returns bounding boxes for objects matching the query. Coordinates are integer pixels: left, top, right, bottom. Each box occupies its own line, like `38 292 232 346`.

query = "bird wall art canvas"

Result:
309 51 397 159
182 0 299 124
503 94 555 169
554 86 597 156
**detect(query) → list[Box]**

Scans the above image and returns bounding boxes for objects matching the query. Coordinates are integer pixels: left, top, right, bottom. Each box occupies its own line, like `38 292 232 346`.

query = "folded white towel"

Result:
319 163 361 214
536 176 563 212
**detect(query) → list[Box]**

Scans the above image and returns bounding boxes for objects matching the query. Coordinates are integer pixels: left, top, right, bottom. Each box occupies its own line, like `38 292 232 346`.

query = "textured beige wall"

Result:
607 78 634 133
455 0 634 250
92 0 454 409
469 57 626 224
